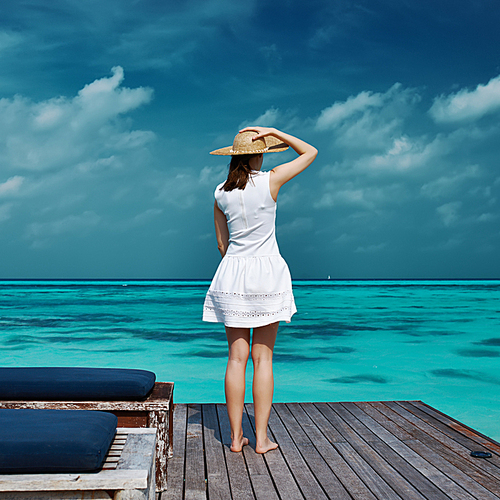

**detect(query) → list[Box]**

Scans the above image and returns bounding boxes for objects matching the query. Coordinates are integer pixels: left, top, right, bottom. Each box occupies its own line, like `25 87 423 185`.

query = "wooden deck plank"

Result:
376 402 500 487
240 407 279 500
402 401 500 460
202 404 232 500
314 403 431 500
245 404 305 500
398 402 500 496
274 403 352 500
296 403 379 500
339 402 481 500
367 438 451 500
413 401 500 450
216 404 255 500
268 405 329 499
184 404 206 500
358 402 500 500
381 402 500 472
163 404 187 500
408 439 500 500
163 401 500 500
285 402 375 500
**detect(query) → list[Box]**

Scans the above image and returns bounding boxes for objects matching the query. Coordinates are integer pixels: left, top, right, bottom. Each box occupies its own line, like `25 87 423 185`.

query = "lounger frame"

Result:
0 382 173 492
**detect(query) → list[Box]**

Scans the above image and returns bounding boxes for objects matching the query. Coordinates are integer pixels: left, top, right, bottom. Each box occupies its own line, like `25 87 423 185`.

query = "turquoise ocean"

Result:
0 280 499 442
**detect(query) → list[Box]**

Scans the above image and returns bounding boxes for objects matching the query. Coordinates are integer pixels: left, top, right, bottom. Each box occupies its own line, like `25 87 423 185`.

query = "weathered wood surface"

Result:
0 382 174 492
0 492 112 500
0 428 156 500
103 431 128 470
163 401 500 500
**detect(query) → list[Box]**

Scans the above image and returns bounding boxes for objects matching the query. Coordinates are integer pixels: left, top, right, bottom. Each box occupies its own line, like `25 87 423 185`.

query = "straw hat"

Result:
210 131 289 155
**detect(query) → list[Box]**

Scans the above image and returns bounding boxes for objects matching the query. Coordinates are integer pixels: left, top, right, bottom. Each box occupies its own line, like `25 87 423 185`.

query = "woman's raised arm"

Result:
239 126 317 200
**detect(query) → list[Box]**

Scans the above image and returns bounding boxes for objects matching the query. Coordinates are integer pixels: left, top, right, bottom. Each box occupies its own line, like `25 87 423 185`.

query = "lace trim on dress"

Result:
207 289 292 301
203 304 292 319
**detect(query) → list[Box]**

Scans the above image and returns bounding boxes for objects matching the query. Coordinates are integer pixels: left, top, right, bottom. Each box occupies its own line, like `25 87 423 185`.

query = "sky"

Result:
1 0 500 279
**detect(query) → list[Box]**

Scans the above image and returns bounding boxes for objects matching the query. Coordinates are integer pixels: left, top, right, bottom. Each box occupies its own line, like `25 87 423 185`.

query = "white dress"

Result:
203 170 296 328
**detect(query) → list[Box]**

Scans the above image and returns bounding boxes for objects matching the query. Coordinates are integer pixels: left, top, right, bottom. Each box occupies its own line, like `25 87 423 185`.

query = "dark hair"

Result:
221 154 259 191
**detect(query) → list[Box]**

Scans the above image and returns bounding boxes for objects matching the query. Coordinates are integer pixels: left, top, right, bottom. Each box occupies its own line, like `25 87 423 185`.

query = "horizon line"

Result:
1 277 499 282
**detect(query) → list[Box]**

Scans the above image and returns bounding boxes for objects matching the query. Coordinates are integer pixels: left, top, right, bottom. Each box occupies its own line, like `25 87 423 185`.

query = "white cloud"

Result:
316 90 384 130
118 208 163 231
76 156 122 174
314 182 405 209
239 108 283 129
0 30 23 52
0 66 160 251
334 233 354 244
424 238 463 251
363 126 471 175
106 130 156 150
40 193 87 214
421 165 480 198
260 45 282 69
156 173 199 209
366 136 432 171
75 66 152 119
131 208 163 223
277 217 313 235
99 1 255 72
477 213 497 222
199 164 227 186
315 84 421 154
315 188 369 209
355 243 387 253
29 66 153 135
309 25 337 50
311 79 500 270
273 182 303 210
0 66 154 172
429 74 500 123
0 203 13 222
253 108 280 127
238 107 302 133
436 202 462 227
0 176 24 196
26 211 101 239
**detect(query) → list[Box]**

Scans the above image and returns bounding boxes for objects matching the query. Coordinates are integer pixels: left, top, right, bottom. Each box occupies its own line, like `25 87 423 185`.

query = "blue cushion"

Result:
0 368 156 401
0 409 117 473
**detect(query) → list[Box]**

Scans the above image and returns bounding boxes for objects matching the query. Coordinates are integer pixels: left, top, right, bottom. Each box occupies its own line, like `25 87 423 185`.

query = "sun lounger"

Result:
0 409 117 475
0 368 173 492
0 424 156 500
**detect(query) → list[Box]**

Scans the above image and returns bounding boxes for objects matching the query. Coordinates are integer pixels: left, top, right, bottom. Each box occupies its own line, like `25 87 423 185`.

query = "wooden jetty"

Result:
164 401 500 500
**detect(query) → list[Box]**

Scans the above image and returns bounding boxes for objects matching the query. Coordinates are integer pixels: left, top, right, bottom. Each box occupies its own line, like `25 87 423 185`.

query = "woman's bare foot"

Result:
230 435 249 452
255 437 279 454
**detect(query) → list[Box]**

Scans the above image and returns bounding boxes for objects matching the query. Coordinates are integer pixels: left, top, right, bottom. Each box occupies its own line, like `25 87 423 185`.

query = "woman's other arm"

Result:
214 201 229 258
240 126 318 201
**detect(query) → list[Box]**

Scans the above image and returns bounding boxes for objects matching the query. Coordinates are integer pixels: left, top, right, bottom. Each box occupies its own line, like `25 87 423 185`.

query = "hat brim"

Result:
210 136 289 155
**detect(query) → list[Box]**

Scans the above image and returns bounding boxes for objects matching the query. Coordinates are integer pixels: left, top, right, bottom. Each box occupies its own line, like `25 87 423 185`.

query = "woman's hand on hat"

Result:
239 126 278 141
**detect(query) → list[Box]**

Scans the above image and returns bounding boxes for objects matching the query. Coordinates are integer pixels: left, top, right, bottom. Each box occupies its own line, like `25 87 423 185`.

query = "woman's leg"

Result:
251 321 279 453
225 326 251 452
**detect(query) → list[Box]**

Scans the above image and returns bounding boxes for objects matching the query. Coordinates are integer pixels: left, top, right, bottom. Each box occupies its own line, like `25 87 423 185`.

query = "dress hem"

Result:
202 311 295 329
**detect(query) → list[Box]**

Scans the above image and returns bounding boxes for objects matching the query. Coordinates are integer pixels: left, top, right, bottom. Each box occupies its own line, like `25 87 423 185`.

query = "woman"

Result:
203 126 317 453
